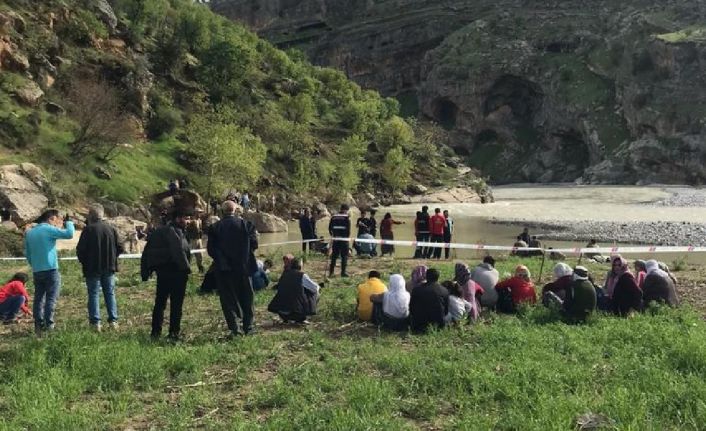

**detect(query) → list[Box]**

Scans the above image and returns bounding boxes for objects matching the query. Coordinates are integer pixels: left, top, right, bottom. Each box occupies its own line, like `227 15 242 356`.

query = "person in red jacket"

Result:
495 265 537 313
429 208 447 260
0 272 31 323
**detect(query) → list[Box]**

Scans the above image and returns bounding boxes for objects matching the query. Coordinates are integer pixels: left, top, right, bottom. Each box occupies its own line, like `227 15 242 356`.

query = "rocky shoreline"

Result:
492 219 706 247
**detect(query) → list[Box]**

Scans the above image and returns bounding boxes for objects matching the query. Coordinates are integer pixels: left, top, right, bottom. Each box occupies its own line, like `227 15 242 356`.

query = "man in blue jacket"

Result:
24 209 75 334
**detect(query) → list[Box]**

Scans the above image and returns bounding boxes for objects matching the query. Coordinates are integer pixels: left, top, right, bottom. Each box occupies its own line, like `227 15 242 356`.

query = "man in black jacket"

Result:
409 268 449 333
207 200 259 336
141 209 192 341
299 208 316 254
76 204 124 332
328 204 351 278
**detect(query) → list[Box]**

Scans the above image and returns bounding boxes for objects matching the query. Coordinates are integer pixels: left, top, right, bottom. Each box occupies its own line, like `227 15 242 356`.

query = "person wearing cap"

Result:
541 263 573 306
141 209 192 341
562 266 597 322
328 204 351 277
495 265 536 313
208 200 259 337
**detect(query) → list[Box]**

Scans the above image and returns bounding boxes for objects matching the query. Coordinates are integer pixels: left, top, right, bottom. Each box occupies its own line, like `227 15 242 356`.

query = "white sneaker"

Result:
91 323 102 333
108 321 119 330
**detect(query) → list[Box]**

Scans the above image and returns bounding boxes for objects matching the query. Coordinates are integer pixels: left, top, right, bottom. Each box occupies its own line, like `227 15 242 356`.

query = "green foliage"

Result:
147 104 182 140
112 0 170 44
0 229 23 257
376 116 414 153
186 113 266 199
382 146 412 193
280 93 315 124
328 134 368 194
197 40 256 104
1 257 706 429
56 7 108 45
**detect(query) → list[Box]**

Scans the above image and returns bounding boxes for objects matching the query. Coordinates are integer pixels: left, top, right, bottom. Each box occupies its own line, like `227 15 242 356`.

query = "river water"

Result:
259 185 706 262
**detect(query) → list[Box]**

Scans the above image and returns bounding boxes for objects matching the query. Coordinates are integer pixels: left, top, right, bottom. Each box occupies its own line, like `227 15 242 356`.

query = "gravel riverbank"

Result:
492 187 706 246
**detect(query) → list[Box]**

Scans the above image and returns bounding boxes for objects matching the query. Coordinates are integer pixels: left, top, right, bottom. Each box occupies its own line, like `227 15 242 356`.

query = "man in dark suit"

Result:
207 200 259 336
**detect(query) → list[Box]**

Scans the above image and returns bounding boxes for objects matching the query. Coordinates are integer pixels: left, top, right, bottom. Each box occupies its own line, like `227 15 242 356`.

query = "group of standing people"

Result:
413 206 454 259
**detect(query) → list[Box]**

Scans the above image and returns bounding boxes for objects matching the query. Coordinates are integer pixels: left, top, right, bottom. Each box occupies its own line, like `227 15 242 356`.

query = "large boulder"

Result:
106 216 146 248
0 164 49 225
93 0 118 34
14 81 44 106
243 212 288 233
150 189 208 222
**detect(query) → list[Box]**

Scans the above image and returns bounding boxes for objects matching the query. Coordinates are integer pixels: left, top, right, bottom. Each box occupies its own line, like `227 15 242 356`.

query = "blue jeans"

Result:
0 295 25 320
33 269 61 329
86 273 118 324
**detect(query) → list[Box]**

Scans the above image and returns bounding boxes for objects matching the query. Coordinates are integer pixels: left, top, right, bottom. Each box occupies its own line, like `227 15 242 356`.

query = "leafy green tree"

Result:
329 135 368 194
198 39 255 104
382 146 413 193
280 93 315 124
186 114 266 200
376 116 414 153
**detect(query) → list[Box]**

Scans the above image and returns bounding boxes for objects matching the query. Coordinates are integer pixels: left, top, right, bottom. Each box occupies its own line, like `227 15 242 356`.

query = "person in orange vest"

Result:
429 208 447 260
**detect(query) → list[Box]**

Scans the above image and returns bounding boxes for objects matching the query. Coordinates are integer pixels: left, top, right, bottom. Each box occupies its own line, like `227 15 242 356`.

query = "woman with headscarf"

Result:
454 263 483 320
409 265 428 292
605 255 642 316
268 258 320 323
634 260 647 289
495 265 536 313
371 274 410 331
541 263 573 306
642 260 679 307
380 213 404 257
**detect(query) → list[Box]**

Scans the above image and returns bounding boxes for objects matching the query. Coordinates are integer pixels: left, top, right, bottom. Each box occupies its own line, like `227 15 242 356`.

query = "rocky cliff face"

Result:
212 0 706 185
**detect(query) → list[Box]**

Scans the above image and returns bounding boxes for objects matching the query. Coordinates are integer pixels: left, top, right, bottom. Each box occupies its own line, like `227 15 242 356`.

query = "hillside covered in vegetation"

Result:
215 0 706 185
0 0 483 207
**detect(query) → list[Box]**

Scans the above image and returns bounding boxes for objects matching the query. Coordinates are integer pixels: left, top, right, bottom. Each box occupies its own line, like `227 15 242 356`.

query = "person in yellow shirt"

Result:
357 271 387 321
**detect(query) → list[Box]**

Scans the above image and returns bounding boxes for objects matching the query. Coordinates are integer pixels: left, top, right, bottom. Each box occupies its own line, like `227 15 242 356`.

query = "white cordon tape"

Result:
1 238 703 262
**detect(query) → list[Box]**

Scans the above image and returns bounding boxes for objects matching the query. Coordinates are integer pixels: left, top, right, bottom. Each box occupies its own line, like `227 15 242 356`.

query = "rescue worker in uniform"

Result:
328 204 351 278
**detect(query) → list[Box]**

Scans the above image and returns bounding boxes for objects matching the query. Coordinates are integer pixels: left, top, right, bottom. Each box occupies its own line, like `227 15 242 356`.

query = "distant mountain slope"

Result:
214 0 706 185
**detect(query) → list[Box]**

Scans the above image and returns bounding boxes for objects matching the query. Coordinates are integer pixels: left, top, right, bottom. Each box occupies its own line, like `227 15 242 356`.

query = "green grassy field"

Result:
0 255 705 430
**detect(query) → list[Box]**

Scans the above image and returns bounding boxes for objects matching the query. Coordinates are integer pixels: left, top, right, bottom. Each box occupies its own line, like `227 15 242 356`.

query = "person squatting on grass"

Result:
268 258 320 324
471 256 500 309
356 271 387 322
604 255 642 316
24 209 75 334
495 265 536 314
453 263 482 321
442 281 473 324
409 268 449 333
370 274 410 331
642 259 679 308
141 209 192 341
77 204 124 332
0 273 31 324
208 200 259 337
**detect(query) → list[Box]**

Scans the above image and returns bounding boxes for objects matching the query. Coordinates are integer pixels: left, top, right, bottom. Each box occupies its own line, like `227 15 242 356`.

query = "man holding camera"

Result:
24 209 75 334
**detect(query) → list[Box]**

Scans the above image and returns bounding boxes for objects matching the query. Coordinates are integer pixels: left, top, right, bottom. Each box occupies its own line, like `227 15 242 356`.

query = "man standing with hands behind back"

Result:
208 201 259 337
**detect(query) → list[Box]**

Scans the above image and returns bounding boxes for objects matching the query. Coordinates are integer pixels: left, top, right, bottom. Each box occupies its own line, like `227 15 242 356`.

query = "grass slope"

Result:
0 255 704 430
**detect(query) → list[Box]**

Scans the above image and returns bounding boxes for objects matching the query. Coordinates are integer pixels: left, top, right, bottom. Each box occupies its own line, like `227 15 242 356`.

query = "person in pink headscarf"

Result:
409 265 428 292
453 263 483 321
604 255 642 316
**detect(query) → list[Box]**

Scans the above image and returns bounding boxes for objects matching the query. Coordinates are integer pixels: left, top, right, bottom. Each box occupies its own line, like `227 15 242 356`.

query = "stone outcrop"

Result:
213 0 706 185
0 164 49 225
149 189 208 222
243 212 288 233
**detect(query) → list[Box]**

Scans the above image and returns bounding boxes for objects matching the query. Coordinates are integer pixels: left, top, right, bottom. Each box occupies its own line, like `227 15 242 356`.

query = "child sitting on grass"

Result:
0 272 31 324
443 280 472 324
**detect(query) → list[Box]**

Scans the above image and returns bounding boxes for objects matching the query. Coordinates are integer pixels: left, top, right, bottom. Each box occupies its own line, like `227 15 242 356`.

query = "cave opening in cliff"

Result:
432 98 458 130
483 75 543 124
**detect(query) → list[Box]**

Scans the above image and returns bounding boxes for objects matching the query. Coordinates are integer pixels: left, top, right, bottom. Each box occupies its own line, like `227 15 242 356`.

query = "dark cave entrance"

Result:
432 98 458 130
483 75 544 124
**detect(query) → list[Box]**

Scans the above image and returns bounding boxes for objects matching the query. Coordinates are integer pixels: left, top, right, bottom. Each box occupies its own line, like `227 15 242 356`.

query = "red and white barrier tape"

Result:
1 237 703 262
